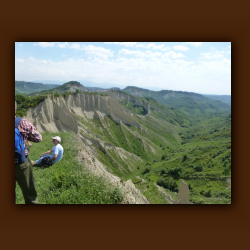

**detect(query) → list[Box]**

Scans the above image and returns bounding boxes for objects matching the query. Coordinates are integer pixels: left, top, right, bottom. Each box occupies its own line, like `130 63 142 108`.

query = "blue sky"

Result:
15 42 231 95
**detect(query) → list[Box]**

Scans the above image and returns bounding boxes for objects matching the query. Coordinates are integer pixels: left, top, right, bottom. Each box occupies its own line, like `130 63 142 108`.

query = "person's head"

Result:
52 136 61 145
15 101 17 114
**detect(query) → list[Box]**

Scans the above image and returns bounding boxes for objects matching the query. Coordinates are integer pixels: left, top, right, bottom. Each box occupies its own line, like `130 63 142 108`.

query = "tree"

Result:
168 167 183 179
161 153 167 160
160 169 166 175
182 154 188 162
142 167 150 174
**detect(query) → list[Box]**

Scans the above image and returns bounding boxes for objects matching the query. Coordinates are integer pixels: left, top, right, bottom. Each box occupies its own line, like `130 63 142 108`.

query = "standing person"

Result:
15 101 42 204
32 136 63 166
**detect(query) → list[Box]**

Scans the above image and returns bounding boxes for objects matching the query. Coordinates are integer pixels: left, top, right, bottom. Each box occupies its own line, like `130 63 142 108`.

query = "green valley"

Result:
15 82 231 204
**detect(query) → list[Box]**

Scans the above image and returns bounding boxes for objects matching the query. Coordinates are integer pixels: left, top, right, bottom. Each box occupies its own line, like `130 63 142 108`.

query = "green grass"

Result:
15 131 124 204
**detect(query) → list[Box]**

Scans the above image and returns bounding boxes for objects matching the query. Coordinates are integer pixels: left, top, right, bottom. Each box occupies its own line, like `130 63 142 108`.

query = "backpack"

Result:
15 117 26 164
41 157 54 168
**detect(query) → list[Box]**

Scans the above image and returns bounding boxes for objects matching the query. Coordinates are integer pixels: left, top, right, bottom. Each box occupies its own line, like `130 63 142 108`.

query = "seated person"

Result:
32 136 63 166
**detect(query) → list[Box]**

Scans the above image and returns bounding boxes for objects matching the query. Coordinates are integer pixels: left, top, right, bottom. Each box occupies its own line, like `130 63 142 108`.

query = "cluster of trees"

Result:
157 177 178 192
160 166 183 179
15 94 46 117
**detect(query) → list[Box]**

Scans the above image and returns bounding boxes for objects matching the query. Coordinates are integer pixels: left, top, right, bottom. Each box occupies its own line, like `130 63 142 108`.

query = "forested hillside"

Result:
203 94 231 105
122 86 231 123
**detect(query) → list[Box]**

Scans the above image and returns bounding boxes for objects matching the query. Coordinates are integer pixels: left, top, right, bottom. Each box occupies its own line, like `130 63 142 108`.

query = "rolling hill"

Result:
15 81 59 95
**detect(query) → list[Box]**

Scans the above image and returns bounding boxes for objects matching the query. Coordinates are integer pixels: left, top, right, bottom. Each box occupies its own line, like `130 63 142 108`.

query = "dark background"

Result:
1 5 249 248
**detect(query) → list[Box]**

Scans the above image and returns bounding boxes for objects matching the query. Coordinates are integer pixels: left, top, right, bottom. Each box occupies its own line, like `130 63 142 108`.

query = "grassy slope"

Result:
15 131 124 204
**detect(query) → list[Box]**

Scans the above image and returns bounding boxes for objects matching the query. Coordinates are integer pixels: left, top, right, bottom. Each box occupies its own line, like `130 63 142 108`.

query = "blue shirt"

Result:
52 144 64 164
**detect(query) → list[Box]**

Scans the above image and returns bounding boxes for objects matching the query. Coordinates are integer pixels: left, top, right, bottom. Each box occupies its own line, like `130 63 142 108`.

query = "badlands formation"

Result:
25 93 150 204
25 93 191 204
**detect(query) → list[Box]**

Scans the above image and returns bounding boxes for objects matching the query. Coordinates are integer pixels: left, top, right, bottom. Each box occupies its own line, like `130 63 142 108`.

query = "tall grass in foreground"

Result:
15 131 123 204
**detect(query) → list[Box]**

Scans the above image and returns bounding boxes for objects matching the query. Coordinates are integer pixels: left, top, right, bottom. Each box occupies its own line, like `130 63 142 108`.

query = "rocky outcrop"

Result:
25 93 141 133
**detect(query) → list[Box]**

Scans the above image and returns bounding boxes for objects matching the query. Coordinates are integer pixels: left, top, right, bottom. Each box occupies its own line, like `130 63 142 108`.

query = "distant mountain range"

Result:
31 80 126 89
15 81 231 109
203 94 231 105
122 86 230 112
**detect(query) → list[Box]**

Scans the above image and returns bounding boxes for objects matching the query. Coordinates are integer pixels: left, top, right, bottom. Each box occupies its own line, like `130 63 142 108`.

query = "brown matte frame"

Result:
1 13 249 247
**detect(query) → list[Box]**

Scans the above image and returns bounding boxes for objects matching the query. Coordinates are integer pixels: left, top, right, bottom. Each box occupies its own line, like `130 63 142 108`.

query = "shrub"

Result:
184 168 195 175
142 167 150 174
157 177 165 187
204 189 212 197
168 167 183 179
223 167 231 176
161 154 167 160
160 169 166 175
194 165 203 172
214 190 231 199
182 154 188 162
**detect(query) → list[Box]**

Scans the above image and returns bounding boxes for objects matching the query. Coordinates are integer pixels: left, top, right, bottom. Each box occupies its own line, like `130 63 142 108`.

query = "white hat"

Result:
52 136 61 142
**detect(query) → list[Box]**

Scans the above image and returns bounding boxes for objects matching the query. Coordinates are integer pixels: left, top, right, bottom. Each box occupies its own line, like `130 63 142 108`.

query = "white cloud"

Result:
58 42 69 48
19 44 23 46
201 52 223 59
161 51 186 59
228 45 231 48
104 42 137 46
106 42 169 51
136 43 155 49
119 49 162 58
186 42 202 47
15 58 24 63
201 47 230 59
70 43 81 49
173 45 189 51
38 42 55 48
33 43 37 46
83 45 113 59
152 44 165 50
136 43 167 50
120 42 137 46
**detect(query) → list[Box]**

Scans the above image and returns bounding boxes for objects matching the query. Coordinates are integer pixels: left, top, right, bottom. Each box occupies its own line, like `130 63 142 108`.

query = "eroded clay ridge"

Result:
25 93 141 133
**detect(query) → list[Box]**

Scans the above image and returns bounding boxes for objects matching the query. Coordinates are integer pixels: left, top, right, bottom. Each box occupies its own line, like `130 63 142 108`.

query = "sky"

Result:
15 42 231 95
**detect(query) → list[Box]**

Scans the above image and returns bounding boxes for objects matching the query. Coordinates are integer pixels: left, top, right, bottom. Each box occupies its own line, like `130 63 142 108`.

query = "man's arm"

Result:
40 149 53 158
50 154 58 162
